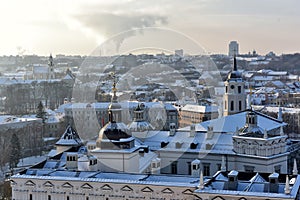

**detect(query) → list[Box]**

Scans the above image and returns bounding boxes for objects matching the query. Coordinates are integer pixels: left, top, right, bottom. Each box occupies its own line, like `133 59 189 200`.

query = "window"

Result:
190 143 197 149
270 178 276 184
187 162 191 175
230 101 234 111
192 164 199 170
224 100 227 110
238 86 242 93
274 165 281 174
225 86 228 93
29 194 32 200
217 164 221 171
48 195 51 200
239 101 242 111
171 161 177 174
244 165 255 172
203 163 210 176
152 162 157 168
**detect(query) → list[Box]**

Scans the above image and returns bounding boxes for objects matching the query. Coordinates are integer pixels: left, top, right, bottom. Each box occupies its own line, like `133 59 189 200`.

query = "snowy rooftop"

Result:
137 130 234 155
55 125 83 146
196 171 300 199
0 115 39 125
181 104 218 113
179 110 285 133
13 171 200 188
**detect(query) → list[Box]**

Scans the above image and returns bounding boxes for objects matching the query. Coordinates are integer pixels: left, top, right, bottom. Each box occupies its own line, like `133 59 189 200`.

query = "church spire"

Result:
112 72 118 103
108 71 122 123
48 54 55 79
233 55 237 71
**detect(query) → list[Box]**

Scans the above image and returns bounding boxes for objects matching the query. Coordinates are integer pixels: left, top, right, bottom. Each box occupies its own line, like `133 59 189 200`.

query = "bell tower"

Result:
48 54 55 79
223 56 246 116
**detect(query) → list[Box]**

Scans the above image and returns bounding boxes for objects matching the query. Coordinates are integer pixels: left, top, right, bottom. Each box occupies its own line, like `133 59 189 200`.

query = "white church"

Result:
11 57 300 200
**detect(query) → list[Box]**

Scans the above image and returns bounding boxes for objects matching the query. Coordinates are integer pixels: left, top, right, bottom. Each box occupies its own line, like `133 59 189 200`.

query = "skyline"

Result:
1 0 300 56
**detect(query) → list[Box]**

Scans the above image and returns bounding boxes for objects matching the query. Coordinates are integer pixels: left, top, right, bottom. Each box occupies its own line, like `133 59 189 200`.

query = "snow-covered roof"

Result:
254 106 300 114
196 171 300 199
128 121 154 132
33 65 49 74
0 115 39 125
55 125 83 146
196 110 285 133
181 104 218 113
138 130 234 155
13 171 200 188
268 71 288 76
251 76 274 81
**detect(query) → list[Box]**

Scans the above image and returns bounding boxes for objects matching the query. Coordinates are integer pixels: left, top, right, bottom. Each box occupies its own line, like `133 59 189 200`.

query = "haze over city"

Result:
1 0 300 56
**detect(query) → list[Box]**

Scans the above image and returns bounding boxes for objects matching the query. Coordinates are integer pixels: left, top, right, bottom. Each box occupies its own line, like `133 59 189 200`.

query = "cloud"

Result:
73 11 168 51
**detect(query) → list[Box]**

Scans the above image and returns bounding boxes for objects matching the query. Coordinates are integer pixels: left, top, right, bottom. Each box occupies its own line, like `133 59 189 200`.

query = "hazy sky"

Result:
1 0 299 56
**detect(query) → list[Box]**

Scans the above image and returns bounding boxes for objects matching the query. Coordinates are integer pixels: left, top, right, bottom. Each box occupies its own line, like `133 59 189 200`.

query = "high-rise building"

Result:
228 41 239 56
175 49 183 57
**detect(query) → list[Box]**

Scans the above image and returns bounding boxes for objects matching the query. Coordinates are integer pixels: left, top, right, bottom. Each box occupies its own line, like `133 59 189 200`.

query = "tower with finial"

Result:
48 54 55 79
223 56 246 116
108 72 122 122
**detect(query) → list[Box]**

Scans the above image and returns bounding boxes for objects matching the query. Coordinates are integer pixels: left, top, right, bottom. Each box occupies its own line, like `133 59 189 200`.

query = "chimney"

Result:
246 94 251 109
263 129 268 139
280 126 284 136
66 153 78 170
227 170 238 190
268 172 279 193
190 124 196 137
278 107 283 121
191 159 201 177
169 123 176 136
151 158 161 174
221 155 226 172
206 126 214 139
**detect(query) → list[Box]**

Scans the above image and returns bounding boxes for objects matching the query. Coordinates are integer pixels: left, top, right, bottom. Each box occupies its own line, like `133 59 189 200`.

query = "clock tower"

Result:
223 56 246 116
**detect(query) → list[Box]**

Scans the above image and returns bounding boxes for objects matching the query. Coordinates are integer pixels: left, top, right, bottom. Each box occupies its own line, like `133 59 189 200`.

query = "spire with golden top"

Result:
111 71 118 103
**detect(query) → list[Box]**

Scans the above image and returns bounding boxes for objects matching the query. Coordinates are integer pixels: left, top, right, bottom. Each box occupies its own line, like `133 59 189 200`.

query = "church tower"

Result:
223 56 246 116
48 54 55 79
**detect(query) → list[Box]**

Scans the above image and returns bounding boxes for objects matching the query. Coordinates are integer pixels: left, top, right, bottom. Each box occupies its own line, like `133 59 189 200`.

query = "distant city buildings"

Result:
179 104 218 127
0 115 43 167
228 41 239 56
175 49 184 57
3 47 300 199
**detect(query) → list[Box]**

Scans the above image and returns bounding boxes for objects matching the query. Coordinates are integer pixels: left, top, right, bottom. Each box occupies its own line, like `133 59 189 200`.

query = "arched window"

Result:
230 101 234 111
238 86 242 93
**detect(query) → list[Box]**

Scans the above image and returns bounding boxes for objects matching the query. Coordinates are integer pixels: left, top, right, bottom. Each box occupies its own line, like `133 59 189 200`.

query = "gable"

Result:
141 186 153 193
81 183 93 189
182 189 193 195
62 182 73 188
161 188 174 194
25 180 35 186
121 185 133 192
43 181 54 187
101 184 113 191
